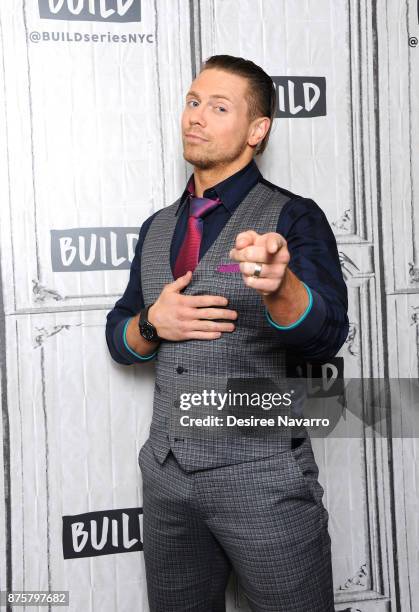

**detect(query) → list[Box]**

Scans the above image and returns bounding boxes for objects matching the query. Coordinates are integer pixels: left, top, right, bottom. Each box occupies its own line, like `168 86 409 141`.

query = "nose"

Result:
188 103 207 127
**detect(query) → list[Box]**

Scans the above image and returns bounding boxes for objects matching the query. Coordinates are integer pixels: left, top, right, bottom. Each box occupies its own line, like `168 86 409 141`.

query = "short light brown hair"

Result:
200 54 277 155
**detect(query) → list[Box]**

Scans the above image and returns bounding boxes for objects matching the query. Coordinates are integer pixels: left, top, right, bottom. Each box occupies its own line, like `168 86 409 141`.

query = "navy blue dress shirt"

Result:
106 159 349 365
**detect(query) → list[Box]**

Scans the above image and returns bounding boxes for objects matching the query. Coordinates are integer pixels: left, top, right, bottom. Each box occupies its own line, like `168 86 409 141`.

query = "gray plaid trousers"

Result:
138 436 334 612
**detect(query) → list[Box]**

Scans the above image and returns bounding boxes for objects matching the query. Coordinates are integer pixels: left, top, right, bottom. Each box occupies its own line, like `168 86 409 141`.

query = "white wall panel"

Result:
5 309 154 610
0 0 192 313
379 1 419 293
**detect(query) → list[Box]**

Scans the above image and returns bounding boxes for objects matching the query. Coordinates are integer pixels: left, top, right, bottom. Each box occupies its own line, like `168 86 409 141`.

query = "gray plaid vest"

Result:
141 181 306 471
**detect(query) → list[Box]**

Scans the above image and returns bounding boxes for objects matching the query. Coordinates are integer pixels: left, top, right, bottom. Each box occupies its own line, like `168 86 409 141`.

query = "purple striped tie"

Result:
173 180 221 279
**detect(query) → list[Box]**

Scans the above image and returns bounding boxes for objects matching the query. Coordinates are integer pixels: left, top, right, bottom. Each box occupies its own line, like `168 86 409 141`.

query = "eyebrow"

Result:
185 90 233 103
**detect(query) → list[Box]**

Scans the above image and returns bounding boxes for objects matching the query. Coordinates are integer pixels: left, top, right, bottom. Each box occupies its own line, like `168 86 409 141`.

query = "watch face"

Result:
141 321 156 341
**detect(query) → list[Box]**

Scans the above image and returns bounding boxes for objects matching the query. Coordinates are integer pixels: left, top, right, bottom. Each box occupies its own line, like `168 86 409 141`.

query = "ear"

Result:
248 117 271 148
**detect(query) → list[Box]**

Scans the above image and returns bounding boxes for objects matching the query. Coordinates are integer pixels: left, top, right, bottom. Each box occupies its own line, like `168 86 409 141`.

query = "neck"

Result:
193 157 254 197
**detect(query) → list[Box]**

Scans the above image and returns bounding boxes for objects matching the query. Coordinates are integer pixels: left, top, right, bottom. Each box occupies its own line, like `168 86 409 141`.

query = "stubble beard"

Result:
182 138 248 170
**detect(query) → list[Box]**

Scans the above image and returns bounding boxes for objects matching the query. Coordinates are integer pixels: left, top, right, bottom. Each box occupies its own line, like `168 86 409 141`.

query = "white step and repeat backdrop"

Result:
0 1 418 611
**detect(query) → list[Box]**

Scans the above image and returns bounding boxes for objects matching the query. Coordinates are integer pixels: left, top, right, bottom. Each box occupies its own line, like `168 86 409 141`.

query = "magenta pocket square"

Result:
216 263 241 273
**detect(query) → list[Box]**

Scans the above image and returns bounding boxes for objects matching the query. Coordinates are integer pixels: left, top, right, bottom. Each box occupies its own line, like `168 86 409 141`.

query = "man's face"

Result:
181 68 255 169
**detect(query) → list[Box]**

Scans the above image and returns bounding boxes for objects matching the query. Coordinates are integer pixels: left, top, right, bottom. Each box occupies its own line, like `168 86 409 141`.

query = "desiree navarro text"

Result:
178 415 330 428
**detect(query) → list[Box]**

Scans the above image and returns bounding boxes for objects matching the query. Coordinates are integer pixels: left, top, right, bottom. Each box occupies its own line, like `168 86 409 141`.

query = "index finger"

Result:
264 233 283 254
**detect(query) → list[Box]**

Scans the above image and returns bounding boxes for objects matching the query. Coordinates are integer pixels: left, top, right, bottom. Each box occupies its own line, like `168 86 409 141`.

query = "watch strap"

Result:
138 304 159 340
139 304 152 326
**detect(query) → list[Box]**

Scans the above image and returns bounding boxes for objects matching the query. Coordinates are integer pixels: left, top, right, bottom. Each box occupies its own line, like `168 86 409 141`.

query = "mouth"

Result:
185 133 208 142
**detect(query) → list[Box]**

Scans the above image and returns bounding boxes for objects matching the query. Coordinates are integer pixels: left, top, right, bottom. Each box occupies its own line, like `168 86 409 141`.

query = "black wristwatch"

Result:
138 304 160 342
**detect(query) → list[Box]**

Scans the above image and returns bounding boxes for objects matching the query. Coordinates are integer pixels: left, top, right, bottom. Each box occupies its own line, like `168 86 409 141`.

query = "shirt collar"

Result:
175 158 262 216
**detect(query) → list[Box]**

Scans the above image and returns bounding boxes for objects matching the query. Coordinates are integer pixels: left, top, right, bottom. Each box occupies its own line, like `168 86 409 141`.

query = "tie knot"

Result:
189 195 221 219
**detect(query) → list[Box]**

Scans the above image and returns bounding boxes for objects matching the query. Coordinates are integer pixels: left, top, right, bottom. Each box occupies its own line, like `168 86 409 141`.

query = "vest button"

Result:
176 366 185 374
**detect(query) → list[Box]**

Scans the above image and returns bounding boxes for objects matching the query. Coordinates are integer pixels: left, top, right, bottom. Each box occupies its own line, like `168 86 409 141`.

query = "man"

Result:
106 54 348 612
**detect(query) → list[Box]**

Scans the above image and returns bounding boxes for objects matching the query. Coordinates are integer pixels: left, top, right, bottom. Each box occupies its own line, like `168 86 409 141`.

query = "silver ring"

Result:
252 263 263 278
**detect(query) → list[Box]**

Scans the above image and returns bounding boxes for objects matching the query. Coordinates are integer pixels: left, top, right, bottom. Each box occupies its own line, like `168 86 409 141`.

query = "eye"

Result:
216 105 227 112
186 99 199 107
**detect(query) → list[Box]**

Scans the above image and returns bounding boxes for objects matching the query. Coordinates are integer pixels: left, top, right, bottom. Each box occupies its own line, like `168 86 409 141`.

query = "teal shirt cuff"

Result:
265 282 313 330
118 317 158 362
264 283 327 347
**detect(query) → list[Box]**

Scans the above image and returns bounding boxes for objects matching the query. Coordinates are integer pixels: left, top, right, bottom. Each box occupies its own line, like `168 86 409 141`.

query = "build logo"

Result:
38 0 141 22
272 77 326 118
62 507 143 559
